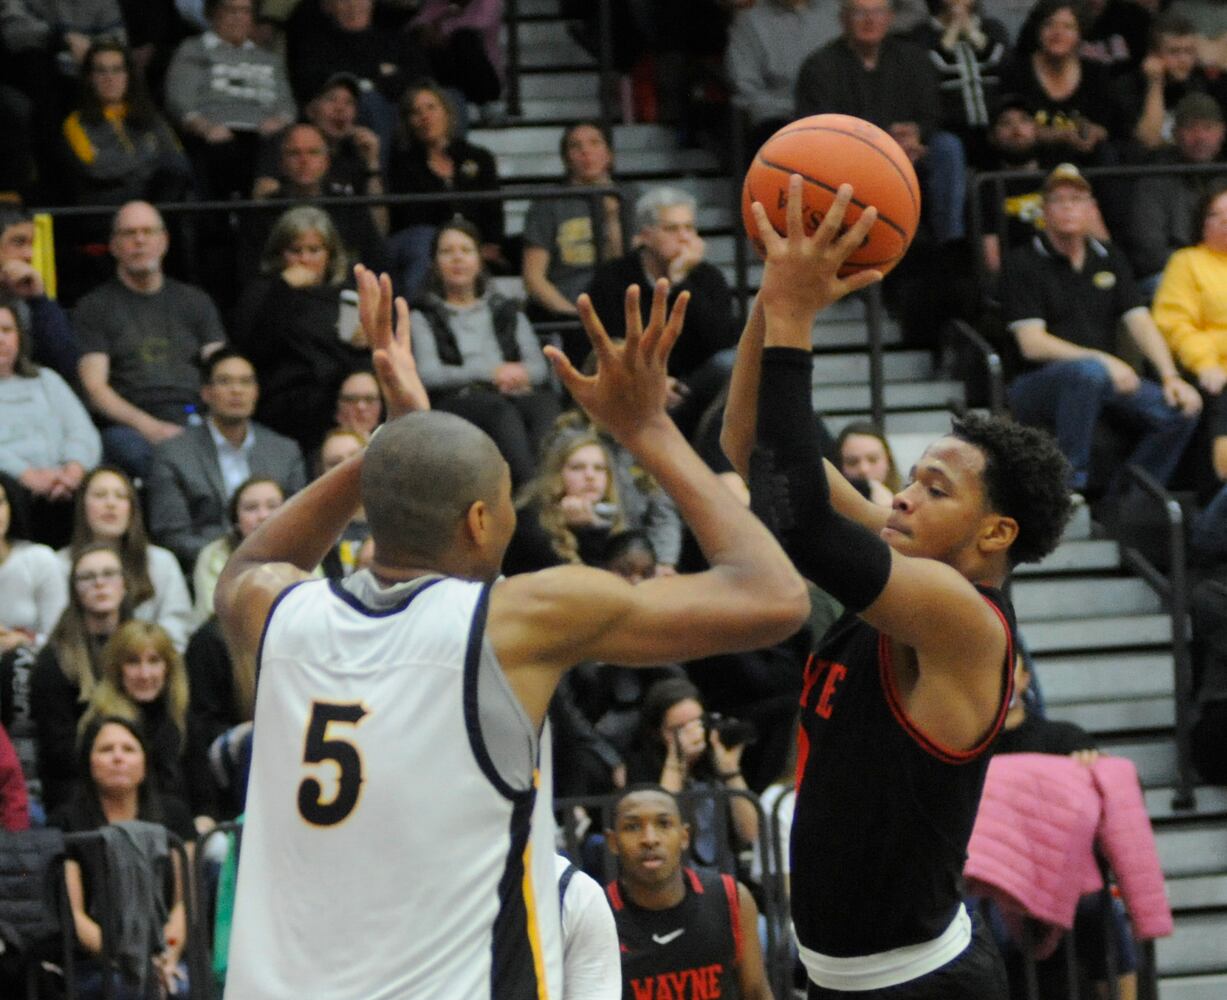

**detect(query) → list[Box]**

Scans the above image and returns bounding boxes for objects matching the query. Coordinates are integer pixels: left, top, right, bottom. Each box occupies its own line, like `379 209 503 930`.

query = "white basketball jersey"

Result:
225 573 563 1000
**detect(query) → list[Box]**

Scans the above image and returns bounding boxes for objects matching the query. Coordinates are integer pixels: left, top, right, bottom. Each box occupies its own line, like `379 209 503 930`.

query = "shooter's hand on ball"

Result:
544 279 689 449
355 264 430 419
751 175 882 346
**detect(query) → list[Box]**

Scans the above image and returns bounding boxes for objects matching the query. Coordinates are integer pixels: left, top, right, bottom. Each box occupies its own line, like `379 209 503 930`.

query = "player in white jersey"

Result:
215 267 812 999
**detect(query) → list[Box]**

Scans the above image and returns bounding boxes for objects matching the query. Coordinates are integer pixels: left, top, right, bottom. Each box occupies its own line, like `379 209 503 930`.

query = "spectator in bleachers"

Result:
145 346 307 572
412 218 559 487
0 473 67 650
1152 180 1227 482
587 188 739 439
51 715 191 1000
61 466 194 652
624 678 758 868
333 369 382 438
78 621 192 814
287 0 428 159
0 722 28 830
907 0 1011 167
726 0 843 154
503 430 625 575
192 476 285 623
164 0 296 198
0 207 80 386
522 121 631 352
999 0 1127 167
247 123 388 271
835 421 901 506
60 41 192 209
30 541 132 812
1131 12 1227 151
978 96 1050 271
409 0 505 123
256 72 385 195
795 0 968 245
387 80 505 300
1004 162 1202 496
75 201 226 481
230 204 370 457
316 429 370 579
1129 93 1227 295
0 292 100 546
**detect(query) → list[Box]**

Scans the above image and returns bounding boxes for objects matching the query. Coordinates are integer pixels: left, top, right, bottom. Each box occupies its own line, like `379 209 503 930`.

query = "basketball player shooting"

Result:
722 177 1073 999
213 264 812 999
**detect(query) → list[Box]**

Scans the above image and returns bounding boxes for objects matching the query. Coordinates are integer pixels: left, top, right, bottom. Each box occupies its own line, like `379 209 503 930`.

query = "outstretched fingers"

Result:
638 278 671 358
543 344 591 398
576 293 619 369
654 289 690 363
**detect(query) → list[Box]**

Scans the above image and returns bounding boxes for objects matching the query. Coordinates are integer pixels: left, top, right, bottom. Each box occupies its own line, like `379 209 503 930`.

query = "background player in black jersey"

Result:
605 787 772 1000
721 179 1074 999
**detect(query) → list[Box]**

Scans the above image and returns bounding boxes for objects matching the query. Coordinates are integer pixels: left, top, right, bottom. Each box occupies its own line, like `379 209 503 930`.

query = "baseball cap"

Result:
1174 92 1224 129
316 72 362 101
1043 162 1092 195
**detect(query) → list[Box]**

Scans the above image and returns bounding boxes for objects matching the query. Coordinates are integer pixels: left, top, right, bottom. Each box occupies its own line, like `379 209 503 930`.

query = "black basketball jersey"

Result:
790 585 1015 958
606 868 742 1000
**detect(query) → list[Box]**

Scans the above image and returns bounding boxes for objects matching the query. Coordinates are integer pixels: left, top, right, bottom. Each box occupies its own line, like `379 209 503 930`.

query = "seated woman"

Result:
59 41 192 209
332 370 383 440
231 205 370 457
0 473 68 651
192 477 286 624
835 421 902 507
50 716 192 1000
411 219 559 487
31 542 133 813
387 81 505 299
1152 180 1227 483
502 430 623 575
59 467 193 652
0 292 101 546
624 677 759 871
78 621 193 818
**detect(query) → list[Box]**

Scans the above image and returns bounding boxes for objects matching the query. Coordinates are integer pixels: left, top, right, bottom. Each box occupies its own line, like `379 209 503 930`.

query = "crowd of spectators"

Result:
0 0 1225 994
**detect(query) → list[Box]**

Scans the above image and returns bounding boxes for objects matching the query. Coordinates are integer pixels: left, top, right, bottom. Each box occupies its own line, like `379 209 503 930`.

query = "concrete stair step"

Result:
1013 538 1120 576
471 123 690 156
496 147 719 180
1065 501 1093 541
1161 973 1227 1000
517 97 603 121
1096 736 1179 787
1019 614 1172 652
518 0 562 16
1033 651 1174 703
1046 697 1174 733
1156 825 1227 878
519 70 599 100
1167 874 1227 910
1011 577 1162 621
809 350 934 385
825 411 955 437
810 316 902 350
813 381 965 414
1157 912 1227 976
1146 786 1227 822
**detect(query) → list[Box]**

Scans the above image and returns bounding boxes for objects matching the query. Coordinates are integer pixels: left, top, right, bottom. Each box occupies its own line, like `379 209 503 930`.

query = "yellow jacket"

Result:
1152 243 1227 374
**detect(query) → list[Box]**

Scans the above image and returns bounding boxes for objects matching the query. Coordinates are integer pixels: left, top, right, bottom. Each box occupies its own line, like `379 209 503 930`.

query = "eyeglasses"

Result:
75 568 123 585
212 375 257 388
1045 193 1092 205
114 226 164 239
339 393 381 406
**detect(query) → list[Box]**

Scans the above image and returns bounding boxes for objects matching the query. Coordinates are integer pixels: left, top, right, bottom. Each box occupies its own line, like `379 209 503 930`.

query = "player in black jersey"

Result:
722 179 1074 999
605 787 772 1000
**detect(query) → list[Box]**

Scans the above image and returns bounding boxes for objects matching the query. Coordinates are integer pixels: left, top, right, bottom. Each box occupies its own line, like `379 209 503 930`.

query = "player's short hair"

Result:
950 412 1073 566
610 784 682 825
362 412 506 564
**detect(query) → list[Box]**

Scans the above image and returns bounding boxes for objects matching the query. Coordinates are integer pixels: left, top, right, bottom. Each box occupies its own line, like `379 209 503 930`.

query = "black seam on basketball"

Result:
760 123 920 220
756 153 910 243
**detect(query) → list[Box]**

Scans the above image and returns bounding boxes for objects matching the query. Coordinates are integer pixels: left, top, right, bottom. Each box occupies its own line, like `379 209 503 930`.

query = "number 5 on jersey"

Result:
298 701 370 826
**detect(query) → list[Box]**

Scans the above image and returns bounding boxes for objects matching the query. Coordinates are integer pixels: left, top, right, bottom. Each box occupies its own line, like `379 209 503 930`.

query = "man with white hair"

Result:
587 187 739 434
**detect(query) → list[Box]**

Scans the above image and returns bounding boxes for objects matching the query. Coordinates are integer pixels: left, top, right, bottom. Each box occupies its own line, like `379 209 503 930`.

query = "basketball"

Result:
741 114 922 277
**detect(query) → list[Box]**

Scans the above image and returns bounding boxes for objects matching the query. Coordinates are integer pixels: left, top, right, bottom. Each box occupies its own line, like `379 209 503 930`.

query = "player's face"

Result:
235 482 284 538
90 722 147 795
73 551 126 615
610 792 689 888
121 645 168 703
84 471 132 540
840 433 891 485
560 444 609 502
882 437 991 566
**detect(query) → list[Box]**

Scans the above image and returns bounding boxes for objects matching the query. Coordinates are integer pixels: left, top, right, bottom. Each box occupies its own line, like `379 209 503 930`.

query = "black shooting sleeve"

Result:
749 347 892 613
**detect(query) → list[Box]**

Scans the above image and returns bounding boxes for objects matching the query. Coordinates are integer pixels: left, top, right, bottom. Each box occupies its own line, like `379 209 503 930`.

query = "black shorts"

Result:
806 914 1008 1000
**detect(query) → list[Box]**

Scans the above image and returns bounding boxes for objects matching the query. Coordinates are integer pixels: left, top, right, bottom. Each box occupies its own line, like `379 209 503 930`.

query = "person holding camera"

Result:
626 677 758 871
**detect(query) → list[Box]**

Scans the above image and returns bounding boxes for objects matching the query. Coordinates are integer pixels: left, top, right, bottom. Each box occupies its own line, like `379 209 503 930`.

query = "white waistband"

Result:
797 904 972 992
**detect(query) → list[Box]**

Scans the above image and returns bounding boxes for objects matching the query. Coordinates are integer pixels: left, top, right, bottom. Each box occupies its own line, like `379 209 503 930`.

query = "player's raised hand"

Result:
355 264 430 420
543 279 689 447
752 175 882 346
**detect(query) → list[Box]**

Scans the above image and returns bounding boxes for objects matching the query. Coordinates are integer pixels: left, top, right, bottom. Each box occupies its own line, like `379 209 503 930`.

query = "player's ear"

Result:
679 822 691 853
978 514 1018 556
464 498 489 544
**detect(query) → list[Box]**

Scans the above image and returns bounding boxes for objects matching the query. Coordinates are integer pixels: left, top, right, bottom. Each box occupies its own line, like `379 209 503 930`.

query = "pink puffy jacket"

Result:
963 753 1173 958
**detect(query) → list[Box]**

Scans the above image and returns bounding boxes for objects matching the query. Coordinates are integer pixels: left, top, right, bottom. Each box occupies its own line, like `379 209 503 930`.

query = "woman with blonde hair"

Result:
503 430 626 574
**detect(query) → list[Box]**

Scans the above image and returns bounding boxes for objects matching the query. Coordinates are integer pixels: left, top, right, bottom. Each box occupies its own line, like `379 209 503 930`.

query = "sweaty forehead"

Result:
616 791 680 823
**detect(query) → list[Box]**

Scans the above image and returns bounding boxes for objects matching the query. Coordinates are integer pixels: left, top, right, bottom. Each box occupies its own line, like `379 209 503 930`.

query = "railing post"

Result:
596 0 616 133
504 0 522 118
729 105 750 321
865 283 886 430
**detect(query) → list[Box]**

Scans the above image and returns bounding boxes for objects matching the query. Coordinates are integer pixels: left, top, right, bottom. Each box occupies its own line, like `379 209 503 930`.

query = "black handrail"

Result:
1119 464 1197 812
944 317 1007 416
865 284 886 429
728 104 752 317
504 0 523 118
596 0 616 134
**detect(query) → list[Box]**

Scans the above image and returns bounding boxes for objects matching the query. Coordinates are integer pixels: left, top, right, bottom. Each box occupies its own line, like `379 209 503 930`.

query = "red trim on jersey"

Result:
606 881 624 911
794 723 810 792
877 595 1015 764
685 867 704 894
721 874 743 964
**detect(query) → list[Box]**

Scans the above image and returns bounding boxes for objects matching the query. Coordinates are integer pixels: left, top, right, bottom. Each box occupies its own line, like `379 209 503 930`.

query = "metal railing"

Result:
1117 464 1198 812
944 317 1007 416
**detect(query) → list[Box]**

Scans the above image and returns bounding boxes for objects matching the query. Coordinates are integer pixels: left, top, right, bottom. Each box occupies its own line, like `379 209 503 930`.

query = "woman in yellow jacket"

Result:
1153 180 1227 481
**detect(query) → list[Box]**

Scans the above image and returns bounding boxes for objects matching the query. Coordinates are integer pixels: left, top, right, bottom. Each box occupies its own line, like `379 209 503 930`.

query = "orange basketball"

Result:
741 114 921 277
